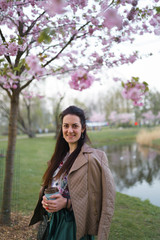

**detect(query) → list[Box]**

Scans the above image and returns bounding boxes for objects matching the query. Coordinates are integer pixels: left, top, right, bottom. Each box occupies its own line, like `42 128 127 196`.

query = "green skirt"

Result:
47 209 94 240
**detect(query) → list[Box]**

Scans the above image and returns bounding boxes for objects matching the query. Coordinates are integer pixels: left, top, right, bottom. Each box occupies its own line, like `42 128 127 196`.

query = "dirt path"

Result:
0 213 37 240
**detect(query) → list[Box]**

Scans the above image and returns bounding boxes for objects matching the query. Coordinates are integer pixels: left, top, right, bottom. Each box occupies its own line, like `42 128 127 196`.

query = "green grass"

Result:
109 193 160 240
88 127 140 147
0 135 8 140
0 128 160 239
0 136 56 212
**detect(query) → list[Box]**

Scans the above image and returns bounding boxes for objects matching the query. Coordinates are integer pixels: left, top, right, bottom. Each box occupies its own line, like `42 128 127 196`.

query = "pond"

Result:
101 143 160 207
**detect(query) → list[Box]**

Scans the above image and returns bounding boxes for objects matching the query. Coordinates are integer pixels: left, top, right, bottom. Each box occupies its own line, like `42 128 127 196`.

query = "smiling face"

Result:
62 114 85 152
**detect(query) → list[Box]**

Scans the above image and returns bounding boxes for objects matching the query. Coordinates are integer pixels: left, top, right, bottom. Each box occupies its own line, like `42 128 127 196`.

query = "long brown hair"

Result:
42 105 90 187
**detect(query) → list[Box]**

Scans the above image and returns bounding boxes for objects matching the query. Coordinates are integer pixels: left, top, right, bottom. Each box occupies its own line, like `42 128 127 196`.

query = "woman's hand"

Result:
42 194 67 213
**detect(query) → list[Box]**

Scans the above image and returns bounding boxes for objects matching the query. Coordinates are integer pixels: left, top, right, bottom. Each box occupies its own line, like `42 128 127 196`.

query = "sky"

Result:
39 34 160 109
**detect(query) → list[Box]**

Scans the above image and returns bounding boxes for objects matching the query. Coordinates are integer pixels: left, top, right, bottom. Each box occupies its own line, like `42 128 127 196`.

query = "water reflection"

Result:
101 144 160 207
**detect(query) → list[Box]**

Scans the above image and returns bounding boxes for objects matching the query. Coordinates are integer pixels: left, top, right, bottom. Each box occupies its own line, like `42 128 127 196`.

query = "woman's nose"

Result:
68 126 73 132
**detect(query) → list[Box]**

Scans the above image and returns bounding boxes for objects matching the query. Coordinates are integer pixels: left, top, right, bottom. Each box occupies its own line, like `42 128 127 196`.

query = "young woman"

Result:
29 106 115 240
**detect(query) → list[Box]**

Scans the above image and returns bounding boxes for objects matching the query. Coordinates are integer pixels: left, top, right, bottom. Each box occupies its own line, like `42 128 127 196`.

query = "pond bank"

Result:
108 192 160 240
136 128 160 151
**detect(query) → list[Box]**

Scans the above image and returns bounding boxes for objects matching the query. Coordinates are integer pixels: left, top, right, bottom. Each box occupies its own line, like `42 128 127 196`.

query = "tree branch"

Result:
0 29 13 67
14 50 25 69
0 84 12 99
43 21 90 67
40 43 60 55
23 11 45 37
20 77 35 91
6 16 18 28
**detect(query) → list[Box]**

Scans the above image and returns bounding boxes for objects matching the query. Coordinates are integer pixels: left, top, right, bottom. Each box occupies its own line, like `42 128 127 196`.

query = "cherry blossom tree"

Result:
108 111 134 126
142 110 156 125
89 112 106 122
0 0 160 224
108 111 118 125
121 77 149 106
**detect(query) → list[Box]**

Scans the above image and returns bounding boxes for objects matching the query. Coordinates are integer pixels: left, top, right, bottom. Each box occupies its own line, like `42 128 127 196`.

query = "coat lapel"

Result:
69 144 93 174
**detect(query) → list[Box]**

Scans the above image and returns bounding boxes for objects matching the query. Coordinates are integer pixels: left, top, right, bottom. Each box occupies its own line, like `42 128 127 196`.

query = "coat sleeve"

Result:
29 186 46 226
97 151 116 240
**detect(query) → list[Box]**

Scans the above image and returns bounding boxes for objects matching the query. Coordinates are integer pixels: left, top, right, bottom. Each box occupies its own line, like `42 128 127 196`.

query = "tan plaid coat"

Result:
68 144 116 240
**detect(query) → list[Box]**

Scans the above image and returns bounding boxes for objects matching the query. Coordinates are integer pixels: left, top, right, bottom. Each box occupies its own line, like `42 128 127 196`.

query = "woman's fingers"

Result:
41 194 67 212
42 195 49 209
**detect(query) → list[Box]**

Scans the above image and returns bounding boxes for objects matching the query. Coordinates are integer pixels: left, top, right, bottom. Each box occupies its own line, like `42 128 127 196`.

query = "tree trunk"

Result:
0 92 19 225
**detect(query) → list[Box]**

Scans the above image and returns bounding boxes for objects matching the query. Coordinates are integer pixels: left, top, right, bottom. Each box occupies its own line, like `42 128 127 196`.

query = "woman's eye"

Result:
73 124 78 128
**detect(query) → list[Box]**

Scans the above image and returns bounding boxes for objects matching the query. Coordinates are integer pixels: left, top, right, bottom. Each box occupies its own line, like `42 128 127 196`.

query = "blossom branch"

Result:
43 21 90 67
23 11 45 37
0 29 13 67
20 78 35 91
40 43 61 55
0 84 12 99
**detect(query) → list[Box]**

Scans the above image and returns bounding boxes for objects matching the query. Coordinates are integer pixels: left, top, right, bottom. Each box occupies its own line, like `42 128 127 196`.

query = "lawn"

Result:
108 192 160 240
0 128 160 239
88 127 140 147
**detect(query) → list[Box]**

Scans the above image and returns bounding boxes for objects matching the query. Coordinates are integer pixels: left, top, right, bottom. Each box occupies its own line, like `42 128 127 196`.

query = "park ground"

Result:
0 127 160 239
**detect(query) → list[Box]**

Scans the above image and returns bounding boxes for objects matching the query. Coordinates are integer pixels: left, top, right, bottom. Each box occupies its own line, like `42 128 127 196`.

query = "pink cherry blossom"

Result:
154 28 160 35
3 83 11 89
69 68 95 91
127 88 142 101
149 18 157 27
70 0 88 10
26 55 39 69
108 111 134 124
122 87 143 106
22 91 33 99
108 111 117 123
36 94 44 99
12 84 18 89
121 77 148 106
102 9 123 30
89 112 106 122
119 113 134 123
26 55 45 77
128 54 137 63
127 7 137 21
8 42 18 56
100 0 109 12
43 0 66 17
113 77 121 82
0 43 7 55
142 111 155 121
88 26 95 35
1 74 18 89
22 91 44 99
